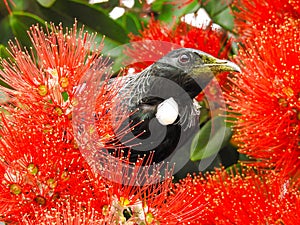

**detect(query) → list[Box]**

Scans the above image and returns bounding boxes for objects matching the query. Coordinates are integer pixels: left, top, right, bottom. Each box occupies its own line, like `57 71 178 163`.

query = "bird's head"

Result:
151 48 241 98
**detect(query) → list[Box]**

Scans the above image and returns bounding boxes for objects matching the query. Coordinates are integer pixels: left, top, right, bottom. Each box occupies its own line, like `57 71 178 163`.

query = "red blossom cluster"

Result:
172 168 300 224
227 0 300 181
232 0 300 39
0 22 108 221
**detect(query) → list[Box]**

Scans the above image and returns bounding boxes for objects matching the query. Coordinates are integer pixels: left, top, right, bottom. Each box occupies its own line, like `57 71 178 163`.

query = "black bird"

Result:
107 48 240 163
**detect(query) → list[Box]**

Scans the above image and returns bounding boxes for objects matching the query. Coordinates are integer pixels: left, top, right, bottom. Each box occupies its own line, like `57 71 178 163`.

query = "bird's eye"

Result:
178 53 191 65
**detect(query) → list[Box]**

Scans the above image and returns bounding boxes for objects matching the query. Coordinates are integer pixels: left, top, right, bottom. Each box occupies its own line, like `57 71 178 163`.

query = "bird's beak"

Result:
189 51 241 88
193 50 241 74
204 58 241 73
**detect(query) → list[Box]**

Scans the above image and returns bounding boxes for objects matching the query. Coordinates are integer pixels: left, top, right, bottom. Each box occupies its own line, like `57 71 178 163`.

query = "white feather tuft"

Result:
156 97 179 125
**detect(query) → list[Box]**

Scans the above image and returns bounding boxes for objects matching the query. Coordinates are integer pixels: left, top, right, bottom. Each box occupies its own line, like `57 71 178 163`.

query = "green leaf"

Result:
51 0 129 43
36 0 56 8
212 8 234 31
61 91 69 102
202 0 234 32
190 116 232 161
0 45 13 88
121 12 141 35
225 163 243 176
0 44 10 58
92 0 119 10
202 0 227 17
0 79 12 89
151 0 165 12
0 16 14 44
239 153 252 161
157 0 200 25
198 100 210 125
9 11 46 47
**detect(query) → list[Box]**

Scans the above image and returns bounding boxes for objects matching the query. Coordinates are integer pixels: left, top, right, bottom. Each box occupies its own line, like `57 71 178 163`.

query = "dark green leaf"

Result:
9 0 27 11
61 91 69 102
157 0 200 24
239 153 252 161
51 0 129 43
212 8 234 31
0 79 12 89
9 11 46 47
225 163 243 176
202 0 228 17
198 100 210 125
151 0 165 12
190 116 232 161
23 0 74 25
0 45 13 88
0 44 10 58
36 0 56 8
122 12 141 35
202 0 234 32
92 0 119 10
0 16 13 44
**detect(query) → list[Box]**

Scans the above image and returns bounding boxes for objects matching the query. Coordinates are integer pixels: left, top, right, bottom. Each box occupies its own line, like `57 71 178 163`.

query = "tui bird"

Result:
108 48 240 163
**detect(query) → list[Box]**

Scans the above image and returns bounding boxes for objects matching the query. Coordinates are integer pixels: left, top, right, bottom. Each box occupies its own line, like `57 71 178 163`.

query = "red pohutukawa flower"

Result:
226 20 300 177
232 0 300 39
22 201 104 224
0 20 109 159
173 168 300 224
0 21 111 222
0 115 104 222
0 21 102 123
